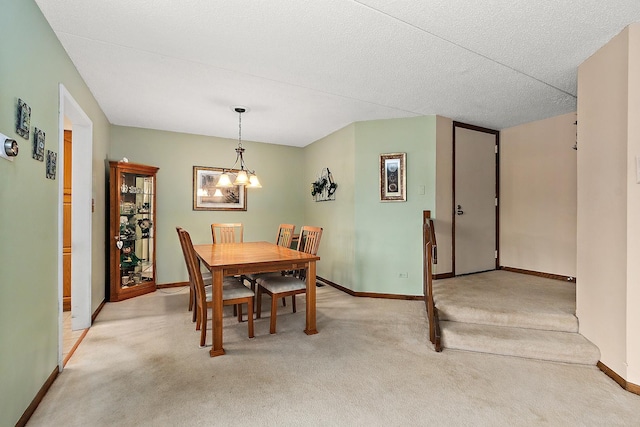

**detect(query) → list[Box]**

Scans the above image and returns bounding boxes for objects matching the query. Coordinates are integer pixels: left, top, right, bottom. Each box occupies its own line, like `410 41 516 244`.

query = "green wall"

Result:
1 2 438 423
354 116 437 295
109 126 306 285
303 124 356 287
303 116 437 295
0 0 111 424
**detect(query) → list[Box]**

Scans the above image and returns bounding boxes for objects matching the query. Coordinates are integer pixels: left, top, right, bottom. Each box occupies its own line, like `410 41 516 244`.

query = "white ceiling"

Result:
35 0 640 147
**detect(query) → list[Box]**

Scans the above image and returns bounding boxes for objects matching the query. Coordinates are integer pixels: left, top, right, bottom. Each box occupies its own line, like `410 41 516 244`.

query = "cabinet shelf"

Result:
109 161 159 302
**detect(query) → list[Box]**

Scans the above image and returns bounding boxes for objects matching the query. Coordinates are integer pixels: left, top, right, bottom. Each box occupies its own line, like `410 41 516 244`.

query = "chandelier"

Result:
217 106 262 188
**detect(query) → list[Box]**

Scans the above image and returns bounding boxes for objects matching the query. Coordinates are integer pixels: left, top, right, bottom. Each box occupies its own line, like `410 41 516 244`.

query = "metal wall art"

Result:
33 127 45 161
46 150 57 179
311 168 338 202
16 98 31 139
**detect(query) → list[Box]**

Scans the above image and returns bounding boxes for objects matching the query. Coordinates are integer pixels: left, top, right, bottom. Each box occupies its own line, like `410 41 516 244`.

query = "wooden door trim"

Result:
452 121 500 275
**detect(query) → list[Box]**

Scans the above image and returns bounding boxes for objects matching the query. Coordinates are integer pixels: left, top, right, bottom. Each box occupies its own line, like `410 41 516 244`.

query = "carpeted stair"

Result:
433 270 600 365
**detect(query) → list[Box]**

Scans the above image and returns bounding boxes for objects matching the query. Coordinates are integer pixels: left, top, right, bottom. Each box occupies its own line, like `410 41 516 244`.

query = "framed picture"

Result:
16 98 31 140
46 150 57 180
193 166 247 211
33 127 45 161
379 152 406 202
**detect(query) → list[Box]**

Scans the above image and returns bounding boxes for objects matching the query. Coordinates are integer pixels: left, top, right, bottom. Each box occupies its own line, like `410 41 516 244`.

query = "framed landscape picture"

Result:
379 152 406 202
193 166 247 211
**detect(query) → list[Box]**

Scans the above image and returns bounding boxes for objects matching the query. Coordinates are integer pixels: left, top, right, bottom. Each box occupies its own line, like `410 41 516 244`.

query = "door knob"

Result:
456 204 464 215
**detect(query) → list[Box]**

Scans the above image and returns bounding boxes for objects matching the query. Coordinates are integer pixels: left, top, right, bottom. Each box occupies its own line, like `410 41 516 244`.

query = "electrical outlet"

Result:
398 272 408 278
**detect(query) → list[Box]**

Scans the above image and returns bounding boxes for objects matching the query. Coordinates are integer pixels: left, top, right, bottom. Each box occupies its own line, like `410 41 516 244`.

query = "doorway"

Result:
63 129 72 312
453 122 499 276
58 85 93 370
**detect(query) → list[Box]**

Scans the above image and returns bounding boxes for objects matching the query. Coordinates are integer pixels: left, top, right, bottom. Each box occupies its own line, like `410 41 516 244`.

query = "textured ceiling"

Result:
35 0 640 147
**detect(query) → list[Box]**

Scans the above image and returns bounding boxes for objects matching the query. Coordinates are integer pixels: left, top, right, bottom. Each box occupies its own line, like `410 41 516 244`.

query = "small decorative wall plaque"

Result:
32 127 45 161
16 98 31 140
46 150 57 179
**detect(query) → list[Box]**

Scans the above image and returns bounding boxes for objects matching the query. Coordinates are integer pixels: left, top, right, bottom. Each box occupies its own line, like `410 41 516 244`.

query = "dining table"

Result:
193 241 321 357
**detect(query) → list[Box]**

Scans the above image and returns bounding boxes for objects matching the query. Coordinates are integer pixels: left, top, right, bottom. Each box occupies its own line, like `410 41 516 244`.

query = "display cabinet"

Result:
108 161 159 301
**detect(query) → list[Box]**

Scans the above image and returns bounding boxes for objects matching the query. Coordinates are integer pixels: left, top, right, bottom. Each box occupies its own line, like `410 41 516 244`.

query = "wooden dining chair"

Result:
211 223 244 243
244 223 296 294
177 227 242 322
176 227 213 317
256 226 323 334
178 228 255 345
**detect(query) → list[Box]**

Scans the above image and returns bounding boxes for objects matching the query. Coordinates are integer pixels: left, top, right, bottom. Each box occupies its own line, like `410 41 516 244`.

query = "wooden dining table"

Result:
193 241 321 357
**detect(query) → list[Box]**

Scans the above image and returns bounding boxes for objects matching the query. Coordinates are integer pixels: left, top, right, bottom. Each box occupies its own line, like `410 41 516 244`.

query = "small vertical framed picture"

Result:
33 127 45 161
379 152 406 202
16 98 31 140
46 150 57 180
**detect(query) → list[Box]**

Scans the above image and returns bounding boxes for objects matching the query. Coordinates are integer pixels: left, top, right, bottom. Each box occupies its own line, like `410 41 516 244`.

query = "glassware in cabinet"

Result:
109 161 159 301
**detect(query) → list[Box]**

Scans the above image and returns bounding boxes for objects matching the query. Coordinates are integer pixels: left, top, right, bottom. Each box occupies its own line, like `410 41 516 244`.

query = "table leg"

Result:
305 260 318 335
209 269 225 357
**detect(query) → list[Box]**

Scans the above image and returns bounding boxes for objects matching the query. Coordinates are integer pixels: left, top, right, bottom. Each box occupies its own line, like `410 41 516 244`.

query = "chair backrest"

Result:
296 226 323 255
176 227 191 279
178 228 207 303
176 226 192 280
211 223 243 243
275 224 295 248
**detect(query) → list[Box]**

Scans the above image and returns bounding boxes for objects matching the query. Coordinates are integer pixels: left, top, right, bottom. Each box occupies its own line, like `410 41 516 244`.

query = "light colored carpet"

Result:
434 270 578 332
434 271 600 365
27 284 640 426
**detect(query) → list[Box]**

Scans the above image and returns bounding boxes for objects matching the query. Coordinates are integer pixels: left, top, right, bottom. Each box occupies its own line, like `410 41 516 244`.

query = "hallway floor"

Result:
62 311 86 365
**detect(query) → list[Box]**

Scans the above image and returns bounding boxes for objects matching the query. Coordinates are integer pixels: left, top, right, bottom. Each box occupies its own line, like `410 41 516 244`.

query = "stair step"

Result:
440 321 600 365
437 304 578 333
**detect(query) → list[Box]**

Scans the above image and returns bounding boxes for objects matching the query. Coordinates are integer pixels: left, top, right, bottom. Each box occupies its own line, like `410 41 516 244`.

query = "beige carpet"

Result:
434 270 600 365
28 284 640 426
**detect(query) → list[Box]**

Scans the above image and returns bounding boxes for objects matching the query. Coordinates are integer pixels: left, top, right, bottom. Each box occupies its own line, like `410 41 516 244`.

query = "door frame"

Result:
452 121 500 275
57 84 93 370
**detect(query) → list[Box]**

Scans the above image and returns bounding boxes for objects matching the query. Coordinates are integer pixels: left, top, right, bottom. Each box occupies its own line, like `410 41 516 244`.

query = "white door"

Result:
454 124 497 275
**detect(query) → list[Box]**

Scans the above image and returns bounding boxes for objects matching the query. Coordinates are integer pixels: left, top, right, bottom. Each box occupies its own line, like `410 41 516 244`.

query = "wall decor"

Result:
0 132 19 161
32 127 45 161
311 167 338 202
193 166 247 211
16 98 31 139
46 150 57 179
379 152 406 202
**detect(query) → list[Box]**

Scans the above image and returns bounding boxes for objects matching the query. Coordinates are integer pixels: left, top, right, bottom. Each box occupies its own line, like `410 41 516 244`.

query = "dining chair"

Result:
244 223 296 294
256 226 323 334
211 222 247 290
176 227 213 317
178 228 255 345
177 227 242 322
211 223 244 243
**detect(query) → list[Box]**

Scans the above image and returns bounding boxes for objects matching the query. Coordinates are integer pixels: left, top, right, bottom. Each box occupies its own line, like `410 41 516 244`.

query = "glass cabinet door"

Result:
118 173 155 288
109 161 158 301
